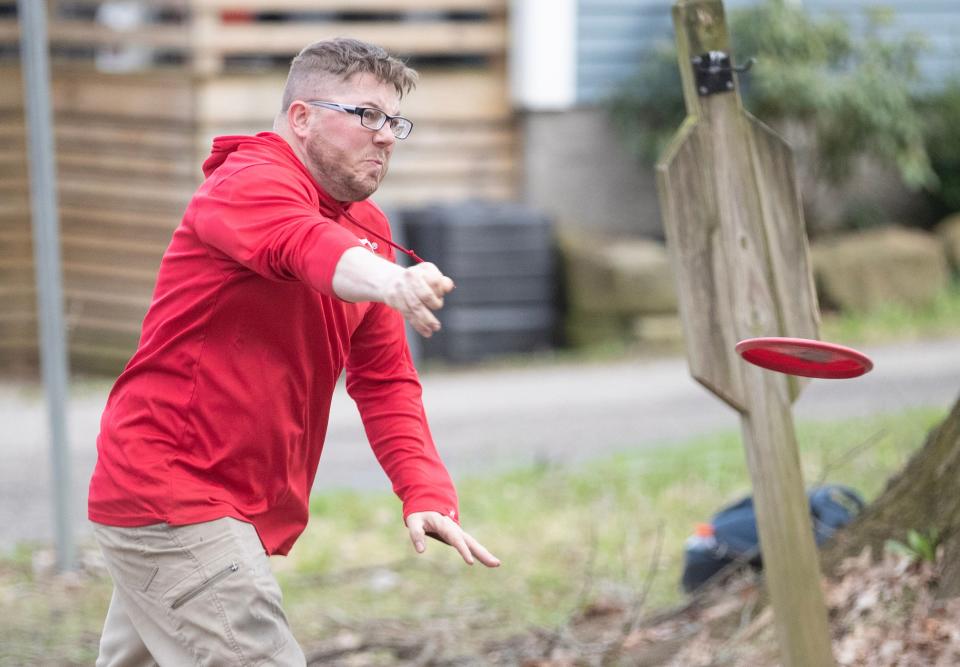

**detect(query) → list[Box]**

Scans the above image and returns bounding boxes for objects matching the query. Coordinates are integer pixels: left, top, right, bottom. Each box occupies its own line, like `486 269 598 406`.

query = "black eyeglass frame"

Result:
304 100 414 140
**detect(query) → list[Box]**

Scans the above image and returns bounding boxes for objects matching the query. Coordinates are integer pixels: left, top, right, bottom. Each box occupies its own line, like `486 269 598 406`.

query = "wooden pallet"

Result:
42 1 508 74
1 2 517 375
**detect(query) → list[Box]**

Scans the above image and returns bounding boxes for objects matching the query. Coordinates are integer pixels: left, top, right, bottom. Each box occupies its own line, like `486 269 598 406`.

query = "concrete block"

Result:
935 212 960 272
559 234 677 316
811 226 949 312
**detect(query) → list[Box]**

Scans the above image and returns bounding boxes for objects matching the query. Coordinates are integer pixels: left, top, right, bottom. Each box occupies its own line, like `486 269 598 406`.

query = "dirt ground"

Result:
297 549 960 666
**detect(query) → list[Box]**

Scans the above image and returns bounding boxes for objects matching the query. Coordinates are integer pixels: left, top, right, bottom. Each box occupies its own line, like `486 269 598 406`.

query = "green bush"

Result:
609 0 938 217
919 80 960 217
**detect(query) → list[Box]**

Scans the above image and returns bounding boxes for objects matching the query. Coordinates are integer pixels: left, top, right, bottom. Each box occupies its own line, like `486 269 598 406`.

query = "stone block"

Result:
559 234 677 316
935 213 960 272
811 226 949 313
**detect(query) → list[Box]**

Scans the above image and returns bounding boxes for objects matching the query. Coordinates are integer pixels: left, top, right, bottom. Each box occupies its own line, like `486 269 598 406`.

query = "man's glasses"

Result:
305 101 414 140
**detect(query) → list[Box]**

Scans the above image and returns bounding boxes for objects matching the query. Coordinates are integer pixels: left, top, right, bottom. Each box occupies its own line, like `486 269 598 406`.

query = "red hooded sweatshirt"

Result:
88 132 459 555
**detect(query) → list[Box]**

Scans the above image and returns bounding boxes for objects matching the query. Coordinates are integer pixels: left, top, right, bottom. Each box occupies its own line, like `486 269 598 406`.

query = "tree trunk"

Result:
822 391 960 597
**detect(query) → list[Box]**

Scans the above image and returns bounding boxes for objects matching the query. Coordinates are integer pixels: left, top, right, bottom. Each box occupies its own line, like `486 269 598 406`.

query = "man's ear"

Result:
286 101 312 139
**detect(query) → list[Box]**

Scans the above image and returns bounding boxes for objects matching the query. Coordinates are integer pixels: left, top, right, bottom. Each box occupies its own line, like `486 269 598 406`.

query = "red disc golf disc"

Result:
735 337 873 379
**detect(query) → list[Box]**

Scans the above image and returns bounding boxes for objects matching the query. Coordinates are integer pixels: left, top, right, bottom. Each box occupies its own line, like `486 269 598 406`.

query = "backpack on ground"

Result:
680 484 865 593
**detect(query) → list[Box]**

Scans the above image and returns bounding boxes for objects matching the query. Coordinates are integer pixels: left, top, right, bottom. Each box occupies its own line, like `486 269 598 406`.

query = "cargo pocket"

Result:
170 560 240 610
164 552 291 665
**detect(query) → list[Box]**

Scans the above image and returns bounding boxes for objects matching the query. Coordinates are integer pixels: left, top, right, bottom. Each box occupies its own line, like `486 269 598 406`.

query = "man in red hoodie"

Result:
88 38 499 665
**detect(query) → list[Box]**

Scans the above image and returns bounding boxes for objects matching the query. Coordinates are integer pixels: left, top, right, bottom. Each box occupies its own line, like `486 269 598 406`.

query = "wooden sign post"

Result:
656 1 835 665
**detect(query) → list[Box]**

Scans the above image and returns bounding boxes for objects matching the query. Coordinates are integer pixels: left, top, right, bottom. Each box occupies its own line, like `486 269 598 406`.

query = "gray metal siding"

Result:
577 0 960 105
577 1 671 104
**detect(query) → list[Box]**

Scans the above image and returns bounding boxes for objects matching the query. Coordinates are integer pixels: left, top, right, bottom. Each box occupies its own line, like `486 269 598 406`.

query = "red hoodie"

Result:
88 132 459 555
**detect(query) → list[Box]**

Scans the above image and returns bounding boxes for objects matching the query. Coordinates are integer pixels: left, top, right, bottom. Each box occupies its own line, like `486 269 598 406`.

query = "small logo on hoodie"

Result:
359 238 379 252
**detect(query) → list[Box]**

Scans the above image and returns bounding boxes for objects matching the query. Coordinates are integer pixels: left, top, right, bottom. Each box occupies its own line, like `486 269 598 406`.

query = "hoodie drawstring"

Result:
341 209 425 265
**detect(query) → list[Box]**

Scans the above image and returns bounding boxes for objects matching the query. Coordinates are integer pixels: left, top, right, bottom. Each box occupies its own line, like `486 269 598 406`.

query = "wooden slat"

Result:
0 320 37 342
0 287 35 314
0 201 30 219
67 314 145 337
197 0 505 11
0 232 32 261
0 16 18 45
58 152 197 179
0 155 26 179
62 262 159 290
54 0 188 9
60 207 180 245
67 347 133 376
62 275 155 302
59 177 193 212
0 67 22 108
66 290 151 314
55 0 504 12
0 145 26 161
0 177 30 198
67 308 149 334
62 243 165 274
0 133 25 149
198 21 505 58
49 21 190 50
0 115 24 133
53 70 195 121
56 122 194 153
0 259 34 286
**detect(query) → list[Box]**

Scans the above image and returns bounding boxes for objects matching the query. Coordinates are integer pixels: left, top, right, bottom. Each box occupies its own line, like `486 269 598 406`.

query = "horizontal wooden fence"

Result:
1 1 517 376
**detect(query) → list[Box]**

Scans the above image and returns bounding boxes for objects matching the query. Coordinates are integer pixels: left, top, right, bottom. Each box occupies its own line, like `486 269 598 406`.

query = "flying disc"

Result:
735 337 873 379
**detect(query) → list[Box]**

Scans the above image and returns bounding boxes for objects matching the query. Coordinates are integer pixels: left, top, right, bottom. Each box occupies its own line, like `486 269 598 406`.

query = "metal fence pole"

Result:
18 0 74 571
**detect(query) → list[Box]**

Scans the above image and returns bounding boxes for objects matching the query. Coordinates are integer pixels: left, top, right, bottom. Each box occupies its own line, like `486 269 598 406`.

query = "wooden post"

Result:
656 1 835 665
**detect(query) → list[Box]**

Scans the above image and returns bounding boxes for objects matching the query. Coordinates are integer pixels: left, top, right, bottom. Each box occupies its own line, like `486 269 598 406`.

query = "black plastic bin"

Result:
401 201 557 362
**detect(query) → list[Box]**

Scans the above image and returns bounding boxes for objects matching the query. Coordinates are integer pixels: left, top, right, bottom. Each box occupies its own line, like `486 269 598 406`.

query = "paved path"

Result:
4 337 959 550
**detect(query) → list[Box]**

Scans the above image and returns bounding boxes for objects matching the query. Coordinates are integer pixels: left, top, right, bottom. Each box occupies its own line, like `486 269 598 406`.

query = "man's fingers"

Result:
409 268 452 309
445 531 475 565
415 283 445 311
409 305 441 337
428 520 500 568
409 264 454 301
406 512 499 568
432 274 455 297
406 516 427 553
397 282 441 337
388 264 455 338
464 532 501 568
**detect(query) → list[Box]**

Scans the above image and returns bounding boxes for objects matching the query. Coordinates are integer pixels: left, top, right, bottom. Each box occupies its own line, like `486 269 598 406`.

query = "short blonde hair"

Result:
281 38 418 110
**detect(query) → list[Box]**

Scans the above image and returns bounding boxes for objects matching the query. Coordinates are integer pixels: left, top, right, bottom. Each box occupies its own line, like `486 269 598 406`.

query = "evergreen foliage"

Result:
609 0 938 199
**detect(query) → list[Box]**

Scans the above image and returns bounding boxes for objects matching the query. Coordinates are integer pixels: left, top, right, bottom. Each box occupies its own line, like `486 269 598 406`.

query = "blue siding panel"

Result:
577 0 960 105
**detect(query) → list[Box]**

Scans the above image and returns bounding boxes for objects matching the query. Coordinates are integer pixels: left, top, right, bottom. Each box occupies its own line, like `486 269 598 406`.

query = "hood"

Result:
200 132 353 215
202 132 300 178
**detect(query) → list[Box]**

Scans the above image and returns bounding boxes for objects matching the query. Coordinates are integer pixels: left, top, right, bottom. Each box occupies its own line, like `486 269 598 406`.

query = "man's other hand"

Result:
382 262 454 338
332 248 454 338
405 511 500 568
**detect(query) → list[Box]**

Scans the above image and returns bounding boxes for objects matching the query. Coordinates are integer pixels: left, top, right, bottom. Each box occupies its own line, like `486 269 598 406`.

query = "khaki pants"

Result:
93 517 307 666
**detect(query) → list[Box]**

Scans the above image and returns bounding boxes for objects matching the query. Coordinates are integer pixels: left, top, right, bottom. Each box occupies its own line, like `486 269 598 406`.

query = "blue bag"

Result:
681 484 865 593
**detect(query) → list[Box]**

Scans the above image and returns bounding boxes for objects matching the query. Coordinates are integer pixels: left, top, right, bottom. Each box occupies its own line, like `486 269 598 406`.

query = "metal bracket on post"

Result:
692 51 755 96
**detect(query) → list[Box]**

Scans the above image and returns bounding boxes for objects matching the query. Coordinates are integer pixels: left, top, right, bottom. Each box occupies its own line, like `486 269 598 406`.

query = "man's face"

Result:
299 72 401 202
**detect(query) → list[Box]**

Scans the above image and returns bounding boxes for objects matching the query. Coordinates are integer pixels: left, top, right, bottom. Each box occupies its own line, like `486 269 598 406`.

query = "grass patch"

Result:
278 406 944 643
0 407 945 663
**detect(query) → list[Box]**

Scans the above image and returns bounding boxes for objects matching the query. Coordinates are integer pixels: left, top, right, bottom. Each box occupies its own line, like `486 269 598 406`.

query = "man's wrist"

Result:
332 246 402 303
